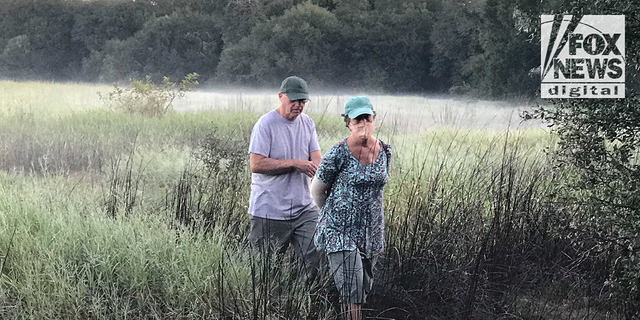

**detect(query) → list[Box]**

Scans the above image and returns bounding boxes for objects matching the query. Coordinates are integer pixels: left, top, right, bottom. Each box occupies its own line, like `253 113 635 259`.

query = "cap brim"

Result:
347 107 373 119
286 93 310 101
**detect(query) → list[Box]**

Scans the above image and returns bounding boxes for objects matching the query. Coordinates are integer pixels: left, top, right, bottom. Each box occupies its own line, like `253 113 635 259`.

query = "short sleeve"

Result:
248 116 271 157
315 143 343 185
309 121 320 154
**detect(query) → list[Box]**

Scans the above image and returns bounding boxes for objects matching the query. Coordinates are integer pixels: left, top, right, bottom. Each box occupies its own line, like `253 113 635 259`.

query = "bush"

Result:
99 73 198 117
530 2 640 317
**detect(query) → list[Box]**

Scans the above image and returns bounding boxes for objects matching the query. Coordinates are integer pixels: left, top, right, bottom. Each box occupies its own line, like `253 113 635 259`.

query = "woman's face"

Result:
348 113 374 140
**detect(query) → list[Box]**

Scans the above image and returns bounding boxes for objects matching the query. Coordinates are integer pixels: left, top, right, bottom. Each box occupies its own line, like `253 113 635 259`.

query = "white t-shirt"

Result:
248 110 320 220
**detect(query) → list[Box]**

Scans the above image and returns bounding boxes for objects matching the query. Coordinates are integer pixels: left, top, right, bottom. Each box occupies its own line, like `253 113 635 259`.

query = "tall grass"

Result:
0 172 335 319
0 81 622 319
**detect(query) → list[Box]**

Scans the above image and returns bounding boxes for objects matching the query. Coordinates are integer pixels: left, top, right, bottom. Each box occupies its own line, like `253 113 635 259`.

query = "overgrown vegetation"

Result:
1 1 639 318
1 81 637 319
522 1 640 317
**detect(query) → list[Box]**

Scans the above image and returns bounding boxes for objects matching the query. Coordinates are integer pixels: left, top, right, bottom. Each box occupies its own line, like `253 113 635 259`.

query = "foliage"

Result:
527 1 640 318
98 11 222 83
216 2 340 86
1 81 635 318
217 0 307 44
334 2 434 92
0 35 33 79
462 0 539 99
0 0 576 98
99 73 199 117
429 1 482 93
0 0 85 80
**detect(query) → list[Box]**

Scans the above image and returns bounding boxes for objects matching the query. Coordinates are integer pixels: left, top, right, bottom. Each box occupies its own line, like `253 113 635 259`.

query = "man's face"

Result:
279 93 308 120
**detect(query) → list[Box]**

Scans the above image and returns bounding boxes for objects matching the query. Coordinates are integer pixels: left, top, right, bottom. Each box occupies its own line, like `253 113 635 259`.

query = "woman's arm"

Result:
310 176 330 209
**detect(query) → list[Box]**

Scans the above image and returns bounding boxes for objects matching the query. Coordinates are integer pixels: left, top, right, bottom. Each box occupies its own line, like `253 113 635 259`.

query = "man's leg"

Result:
248 215 293 255
290 206 322 274
247 215 296 301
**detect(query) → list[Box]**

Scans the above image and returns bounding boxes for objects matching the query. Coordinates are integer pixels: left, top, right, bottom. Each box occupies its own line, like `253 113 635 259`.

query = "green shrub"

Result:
99 73 198 117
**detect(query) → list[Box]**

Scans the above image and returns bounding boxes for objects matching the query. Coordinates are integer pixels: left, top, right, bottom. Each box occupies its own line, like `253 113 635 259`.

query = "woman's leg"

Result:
343 303 362 320
328 250 365 320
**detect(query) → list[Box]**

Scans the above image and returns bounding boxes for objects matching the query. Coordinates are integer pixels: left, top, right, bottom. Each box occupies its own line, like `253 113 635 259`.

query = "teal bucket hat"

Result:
279 76 310 101
342 96 373 118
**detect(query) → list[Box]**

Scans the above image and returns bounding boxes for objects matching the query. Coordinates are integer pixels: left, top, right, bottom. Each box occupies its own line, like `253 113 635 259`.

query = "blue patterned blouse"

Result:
314 138 391 257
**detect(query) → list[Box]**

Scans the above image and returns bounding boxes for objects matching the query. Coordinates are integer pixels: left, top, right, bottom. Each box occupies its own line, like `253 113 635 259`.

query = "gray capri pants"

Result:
328 249 378 304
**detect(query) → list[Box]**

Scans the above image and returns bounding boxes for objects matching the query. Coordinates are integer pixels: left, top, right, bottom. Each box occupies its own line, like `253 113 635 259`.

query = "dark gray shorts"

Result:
247 205 321 272
328 249 377 304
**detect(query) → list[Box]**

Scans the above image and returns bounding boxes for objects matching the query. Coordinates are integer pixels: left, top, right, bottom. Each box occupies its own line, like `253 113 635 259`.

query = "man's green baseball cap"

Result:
342 96 374 119
279 76 310 101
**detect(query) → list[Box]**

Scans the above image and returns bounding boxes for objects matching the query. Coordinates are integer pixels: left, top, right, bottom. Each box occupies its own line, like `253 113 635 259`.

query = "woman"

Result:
311 96 391 320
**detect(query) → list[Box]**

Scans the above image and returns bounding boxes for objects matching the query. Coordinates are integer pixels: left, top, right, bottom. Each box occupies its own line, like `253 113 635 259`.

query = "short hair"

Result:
343 111 376 128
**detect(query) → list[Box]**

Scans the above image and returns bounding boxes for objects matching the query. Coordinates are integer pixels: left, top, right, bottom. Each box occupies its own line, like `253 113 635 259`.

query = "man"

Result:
247 75 322 271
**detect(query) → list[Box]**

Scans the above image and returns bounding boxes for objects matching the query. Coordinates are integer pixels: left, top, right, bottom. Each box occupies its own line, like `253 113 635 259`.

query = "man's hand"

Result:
250 153 319 177
292 159 318 178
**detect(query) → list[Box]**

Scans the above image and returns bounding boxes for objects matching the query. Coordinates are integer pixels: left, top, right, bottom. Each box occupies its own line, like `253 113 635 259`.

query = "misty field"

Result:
0 81 619 319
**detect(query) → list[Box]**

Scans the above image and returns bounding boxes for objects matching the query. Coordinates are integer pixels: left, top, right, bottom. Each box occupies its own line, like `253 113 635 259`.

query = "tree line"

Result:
0 0 554 98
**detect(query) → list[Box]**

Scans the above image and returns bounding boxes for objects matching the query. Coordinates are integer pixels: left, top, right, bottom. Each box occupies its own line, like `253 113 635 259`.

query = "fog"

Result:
173 90 546 131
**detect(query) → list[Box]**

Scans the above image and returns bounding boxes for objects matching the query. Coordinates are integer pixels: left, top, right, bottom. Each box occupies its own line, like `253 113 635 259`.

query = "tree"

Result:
96 11 223 83
216 2 341 86
534 1 640 317
463 0 539 99
429 1 482 93
0 35 33 78
335 2 435 92
217 0 305 45
0 0 85 80
71 0 149 54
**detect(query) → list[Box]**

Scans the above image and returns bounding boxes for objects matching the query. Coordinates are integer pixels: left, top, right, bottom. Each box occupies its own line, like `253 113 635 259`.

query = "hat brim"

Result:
347 107 373 119
286 92 310 101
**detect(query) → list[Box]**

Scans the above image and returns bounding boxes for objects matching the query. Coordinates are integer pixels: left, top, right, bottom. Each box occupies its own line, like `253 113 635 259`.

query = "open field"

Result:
173 91 545 131
0 81 617 319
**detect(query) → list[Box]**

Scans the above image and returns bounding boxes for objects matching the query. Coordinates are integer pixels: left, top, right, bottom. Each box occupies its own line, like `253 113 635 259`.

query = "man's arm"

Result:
250 153 318 177
310 150 321 167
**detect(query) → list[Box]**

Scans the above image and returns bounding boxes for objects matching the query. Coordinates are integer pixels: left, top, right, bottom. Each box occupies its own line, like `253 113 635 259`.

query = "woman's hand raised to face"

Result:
349 115 374 142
